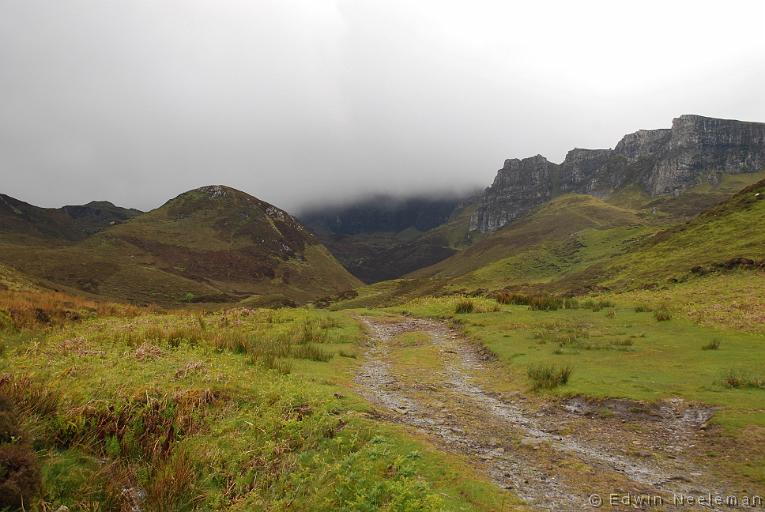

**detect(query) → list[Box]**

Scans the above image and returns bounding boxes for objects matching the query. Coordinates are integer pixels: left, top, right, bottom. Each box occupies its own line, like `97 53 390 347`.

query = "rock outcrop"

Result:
470 115 765 232
468 155 557 232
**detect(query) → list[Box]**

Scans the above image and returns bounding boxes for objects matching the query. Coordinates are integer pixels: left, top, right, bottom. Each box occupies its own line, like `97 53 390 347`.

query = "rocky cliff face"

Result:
468 155 557 232
470 115 765 232
646 115 765 195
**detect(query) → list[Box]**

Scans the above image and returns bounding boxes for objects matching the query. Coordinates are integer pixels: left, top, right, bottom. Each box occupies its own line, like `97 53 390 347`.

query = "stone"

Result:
520 437 544 449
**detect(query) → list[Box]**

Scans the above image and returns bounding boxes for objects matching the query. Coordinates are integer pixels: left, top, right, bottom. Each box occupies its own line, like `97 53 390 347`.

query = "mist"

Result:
2 0 764 213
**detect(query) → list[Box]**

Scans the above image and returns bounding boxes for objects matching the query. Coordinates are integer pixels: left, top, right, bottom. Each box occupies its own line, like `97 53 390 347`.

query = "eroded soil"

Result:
355 316 744 511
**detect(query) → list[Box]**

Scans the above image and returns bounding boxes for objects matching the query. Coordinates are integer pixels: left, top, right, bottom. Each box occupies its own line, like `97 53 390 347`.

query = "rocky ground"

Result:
355 316 739 511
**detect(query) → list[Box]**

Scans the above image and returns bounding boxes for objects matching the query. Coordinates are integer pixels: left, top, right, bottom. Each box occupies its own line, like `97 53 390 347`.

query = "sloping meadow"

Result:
0 307 512 511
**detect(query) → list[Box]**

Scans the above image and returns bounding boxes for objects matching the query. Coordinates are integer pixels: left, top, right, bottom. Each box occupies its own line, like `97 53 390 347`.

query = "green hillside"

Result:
0 194 84 241
336 176 765 309
414 195 643 282
0 187 360 305
0 194 142 242
597 177 765 289
338 195 651 307
0 262 40 292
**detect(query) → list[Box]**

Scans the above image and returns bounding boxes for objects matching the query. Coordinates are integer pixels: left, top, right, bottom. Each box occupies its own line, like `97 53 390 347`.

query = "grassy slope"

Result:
602 271 765 333
0 194 142 241
338 195 649 308
626 169 765 218
0 262 41 292
339 174 765 309
0 194 84 242
0 188 360 305
415 195 642 278
595 178 765 289
421 173 765 292
0 307 517 511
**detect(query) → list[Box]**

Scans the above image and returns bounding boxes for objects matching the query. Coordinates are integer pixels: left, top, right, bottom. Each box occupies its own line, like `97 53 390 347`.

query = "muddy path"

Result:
355 316 738 511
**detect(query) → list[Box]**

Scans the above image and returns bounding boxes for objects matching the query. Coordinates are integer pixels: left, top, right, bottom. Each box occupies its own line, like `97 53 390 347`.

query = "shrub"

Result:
493 291 513 305
605 309 616 318
212 330 250 354
165 327 203 348
654 309 672 322
528 295 562 311
563 298 579 310
702 339 721 351
299 319 328 344
722 370 764 389
454 301 474 314
580 299 613 312
527 364 572 389
0 395 20 445
145 447 200 512
0 391 40 508
497 293 571 310
0 375 59 417
0 443 41 510
493 293 535 306
509 294 531 305
634 304 652 313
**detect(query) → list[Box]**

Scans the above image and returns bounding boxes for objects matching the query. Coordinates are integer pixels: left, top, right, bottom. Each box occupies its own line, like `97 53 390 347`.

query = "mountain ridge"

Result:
0 193 142 240
470 114 765 232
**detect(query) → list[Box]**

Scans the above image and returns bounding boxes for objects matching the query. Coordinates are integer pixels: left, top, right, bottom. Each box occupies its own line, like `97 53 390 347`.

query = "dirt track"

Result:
355 316 736 511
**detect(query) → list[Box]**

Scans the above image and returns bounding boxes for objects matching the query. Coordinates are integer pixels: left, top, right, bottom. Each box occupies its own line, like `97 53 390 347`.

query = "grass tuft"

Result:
702 339 721 351
654 308 672 322
581 299 614 312
454 300 475 314
722 370 765 389
527 364 572 389
291 343 333 362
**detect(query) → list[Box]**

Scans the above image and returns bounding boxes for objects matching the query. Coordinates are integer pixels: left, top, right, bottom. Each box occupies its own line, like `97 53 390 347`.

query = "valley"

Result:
1 115 764 511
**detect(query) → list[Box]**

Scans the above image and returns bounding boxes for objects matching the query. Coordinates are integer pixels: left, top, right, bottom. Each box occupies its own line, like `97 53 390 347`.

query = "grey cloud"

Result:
1 0 764 213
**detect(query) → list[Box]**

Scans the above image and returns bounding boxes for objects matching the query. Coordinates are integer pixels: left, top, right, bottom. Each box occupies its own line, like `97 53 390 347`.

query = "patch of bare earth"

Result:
355 316 743 511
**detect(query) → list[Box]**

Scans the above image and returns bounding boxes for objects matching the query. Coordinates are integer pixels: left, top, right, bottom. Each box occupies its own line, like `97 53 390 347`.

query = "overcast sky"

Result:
2 1 764 213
